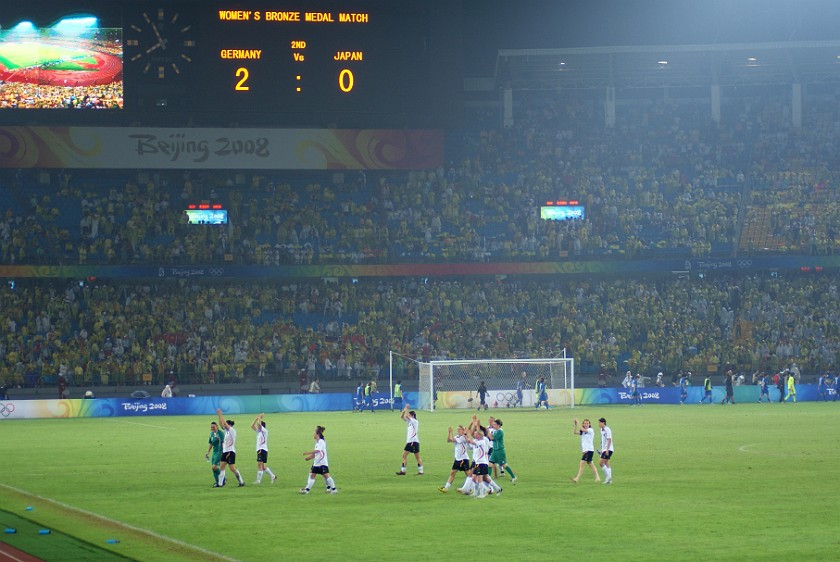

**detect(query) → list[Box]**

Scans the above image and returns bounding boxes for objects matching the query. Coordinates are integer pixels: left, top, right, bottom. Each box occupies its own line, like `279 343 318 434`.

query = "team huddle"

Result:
436 413 518 498
205 406 616 495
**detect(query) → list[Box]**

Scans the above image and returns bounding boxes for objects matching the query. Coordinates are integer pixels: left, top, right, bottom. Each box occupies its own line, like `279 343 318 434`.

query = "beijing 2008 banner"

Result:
0 126 443 169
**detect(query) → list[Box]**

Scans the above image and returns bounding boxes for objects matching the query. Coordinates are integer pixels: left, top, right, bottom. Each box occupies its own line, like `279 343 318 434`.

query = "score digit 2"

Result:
235 67 250 91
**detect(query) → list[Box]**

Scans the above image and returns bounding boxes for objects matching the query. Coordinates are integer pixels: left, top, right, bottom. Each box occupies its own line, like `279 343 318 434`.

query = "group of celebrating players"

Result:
204 403 617 497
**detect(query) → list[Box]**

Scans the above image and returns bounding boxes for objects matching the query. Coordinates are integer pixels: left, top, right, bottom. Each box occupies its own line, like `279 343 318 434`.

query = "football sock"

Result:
505 466 516 478
326 477 336 490
213 468 220 482
417 465 423 474
257 470 263 483
218 470 226 485
235 470 244 484
264 467 275 479
400 464 406 473
443 482 451 490
306 476 316 490
488 478 501 493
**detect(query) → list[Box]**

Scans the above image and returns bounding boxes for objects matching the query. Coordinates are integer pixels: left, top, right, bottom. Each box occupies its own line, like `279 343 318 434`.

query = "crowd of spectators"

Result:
0 273 836 390
1 94 839 392
0 82 123 109
2 94 838 266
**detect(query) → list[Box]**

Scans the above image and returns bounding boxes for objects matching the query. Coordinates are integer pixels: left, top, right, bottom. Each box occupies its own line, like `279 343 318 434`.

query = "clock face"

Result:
125 7 196 80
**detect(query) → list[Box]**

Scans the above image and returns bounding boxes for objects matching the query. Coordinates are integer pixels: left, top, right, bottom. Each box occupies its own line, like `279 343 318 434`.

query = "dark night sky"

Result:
460 0 840 74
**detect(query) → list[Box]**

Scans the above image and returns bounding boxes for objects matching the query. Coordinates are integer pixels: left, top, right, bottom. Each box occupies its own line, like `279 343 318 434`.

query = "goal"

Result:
416 358 574 411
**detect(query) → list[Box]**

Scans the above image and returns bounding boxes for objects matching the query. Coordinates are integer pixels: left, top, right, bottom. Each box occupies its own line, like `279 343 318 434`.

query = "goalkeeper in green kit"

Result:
488 418 517 484
206 420 225 486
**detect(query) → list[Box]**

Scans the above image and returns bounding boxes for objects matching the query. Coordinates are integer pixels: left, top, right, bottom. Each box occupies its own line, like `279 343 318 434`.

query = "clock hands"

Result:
147 19 168 51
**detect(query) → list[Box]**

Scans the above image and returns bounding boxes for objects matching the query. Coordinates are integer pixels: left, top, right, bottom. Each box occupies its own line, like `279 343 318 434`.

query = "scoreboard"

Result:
0 0 462 128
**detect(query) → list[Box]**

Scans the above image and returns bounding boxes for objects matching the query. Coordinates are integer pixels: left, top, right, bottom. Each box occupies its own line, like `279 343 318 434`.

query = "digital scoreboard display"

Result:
0 0 461 128
540 200 586 221
185 204 228 225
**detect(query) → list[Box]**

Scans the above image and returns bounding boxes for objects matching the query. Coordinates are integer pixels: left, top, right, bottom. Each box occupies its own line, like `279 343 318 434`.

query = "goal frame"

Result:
415 357 575 412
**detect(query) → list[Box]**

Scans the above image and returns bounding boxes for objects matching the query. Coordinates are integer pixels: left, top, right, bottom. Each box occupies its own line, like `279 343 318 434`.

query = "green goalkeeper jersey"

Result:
492 428 505 452
209 429 224 454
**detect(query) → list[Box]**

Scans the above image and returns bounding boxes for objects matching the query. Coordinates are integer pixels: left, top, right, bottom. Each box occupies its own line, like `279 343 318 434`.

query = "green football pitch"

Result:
0 41 97 71
1 403 838 561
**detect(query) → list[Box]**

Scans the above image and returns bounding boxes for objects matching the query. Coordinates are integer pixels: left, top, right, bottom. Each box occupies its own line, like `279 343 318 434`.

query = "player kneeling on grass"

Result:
570 418 600 483
439 425 471 493
300 425 337 494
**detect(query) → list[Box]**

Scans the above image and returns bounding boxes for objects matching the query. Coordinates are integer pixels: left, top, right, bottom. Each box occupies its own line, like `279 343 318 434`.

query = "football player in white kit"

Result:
397 403 423 475
465 418 502 498
215 408 245 488
571 418 600 483
300 425 337 494
439 425 471 493
251 413 276 484
598 417 614 484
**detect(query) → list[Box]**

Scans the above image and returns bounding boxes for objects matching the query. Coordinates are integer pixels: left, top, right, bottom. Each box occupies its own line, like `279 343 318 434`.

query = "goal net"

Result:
416 358 574 411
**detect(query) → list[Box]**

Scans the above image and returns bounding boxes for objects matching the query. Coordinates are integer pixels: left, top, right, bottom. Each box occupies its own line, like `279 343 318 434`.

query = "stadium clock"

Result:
124 6 197 80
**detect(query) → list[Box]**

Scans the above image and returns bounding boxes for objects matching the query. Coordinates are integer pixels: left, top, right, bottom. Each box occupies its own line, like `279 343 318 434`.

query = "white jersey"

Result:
600 425 614 452
255 425 268 452
453 434 469 462
223 426 236 453
405 416 419 444
487 426 496 447
469 436 491 465
312 438 329 467
579 427 595 452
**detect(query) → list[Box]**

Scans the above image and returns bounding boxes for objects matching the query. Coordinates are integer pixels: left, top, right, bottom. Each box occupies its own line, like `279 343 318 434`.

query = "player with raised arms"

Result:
570 418 600 483
215 408 245 488
438 424 471 493
396 403 423 475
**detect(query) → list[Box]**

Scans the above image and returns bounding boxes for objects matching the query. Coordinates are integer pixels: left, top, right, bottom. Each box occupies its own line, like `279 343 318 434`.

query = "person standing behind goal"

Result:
396 403 423 475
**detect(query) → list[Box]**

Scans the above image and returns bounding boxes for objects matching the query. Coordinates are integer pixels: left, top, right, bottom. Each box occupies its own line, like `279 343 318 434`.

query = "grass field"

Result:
2 403 839 561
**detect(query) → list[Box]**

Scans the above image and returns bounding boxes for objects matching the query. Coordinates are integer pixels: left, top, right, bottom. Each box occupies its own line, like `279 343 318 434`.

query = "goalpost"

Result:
414 357 575 411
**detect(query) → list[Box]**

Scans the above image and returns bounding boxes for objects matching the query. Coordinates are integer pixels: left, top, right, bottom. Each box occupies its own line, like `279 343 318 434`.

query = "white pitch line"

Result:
0 483 238 562
737 444 756 452
114 419 171 430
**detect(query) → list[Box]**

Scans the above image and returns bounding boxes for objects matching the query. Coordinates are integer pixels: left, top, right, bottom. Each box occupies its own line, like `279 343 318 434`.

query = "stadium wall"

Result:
0 386 831 420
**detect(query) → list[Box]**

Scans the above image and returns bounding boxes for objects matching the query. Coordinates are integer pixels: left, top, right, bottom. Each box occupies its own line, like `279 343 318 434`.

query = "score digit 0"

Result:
235 67 250 91
338 69 354 93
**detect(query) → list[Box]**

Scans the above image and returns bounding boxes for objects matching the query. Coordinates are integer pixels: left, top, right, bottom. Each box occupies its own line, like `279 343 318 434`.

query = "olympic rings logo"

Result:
0 403 15 417
737 260 752 268
209 268 224 277
495 392 515 403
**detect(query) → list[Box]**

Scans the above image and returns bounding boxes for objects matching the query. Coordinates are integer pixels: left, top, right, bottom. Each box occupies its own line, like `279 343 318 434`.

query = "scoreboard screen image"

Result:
0 0 462 127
